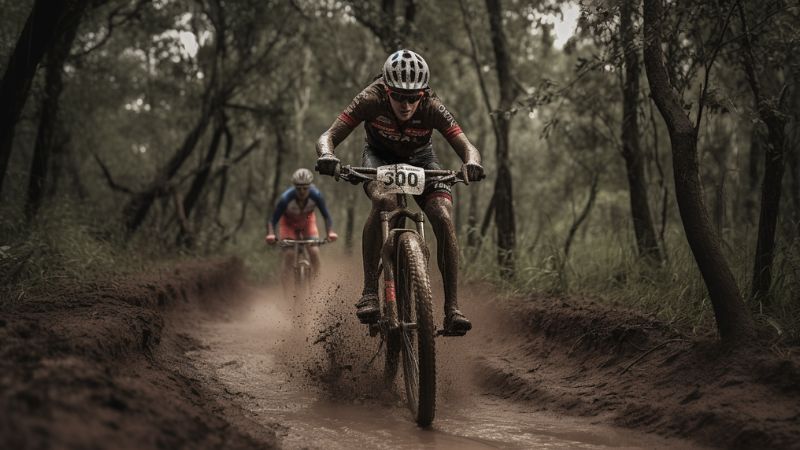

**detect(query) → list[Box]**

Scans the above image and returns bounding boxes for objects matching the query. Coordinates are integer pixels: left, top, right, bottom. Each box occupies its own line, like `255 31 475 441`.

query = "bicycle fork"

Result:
379 205 426 333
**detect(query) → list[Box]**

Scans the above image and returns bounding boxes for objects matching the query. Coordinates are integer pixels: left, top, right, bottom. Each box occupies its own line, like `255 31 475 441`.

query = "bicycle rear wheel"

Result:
396 232 436 426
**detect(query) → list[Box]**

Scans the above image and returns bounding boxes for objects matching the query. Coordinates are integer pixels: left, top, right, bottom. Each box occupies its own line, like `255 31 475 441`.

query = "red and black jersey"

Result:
336 79 464 158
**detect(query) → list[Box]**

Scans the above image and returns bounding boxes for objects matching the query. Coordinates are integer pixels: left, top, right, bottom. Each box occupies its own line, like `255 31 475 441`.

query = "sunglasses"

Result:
387 89 424 104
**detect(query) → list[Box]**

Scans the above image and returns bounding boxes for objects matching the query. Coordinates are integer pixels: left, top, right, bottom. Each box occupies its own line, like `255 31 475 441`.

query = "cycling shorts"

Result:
361 144 452 206
278 213 319 240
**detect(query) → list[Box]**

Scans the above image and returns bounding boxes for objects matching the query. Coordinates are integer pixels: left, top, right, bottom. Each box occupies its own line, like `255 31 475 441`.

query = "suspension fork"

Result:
380 195 426 330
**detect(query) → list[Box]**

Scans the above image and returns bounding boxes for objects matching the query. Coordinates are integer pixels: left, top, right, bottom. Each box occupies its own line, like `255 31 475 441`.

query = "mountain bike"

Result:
325 163 472 427
278 238 328 300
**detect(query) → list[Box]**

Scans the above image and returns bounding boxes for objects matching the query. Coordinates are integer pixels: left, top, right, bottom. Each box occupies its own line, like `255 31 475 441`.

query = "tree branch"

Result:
71 0 150 59
458 0 500 137
93 153 134 194
695 2 736 131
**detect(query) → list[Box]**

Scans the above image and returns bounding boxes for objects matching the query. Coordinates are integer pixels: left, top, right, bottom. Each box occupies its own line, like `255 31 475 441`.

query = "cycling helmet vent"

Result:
292 168 313 185
382 49 429 90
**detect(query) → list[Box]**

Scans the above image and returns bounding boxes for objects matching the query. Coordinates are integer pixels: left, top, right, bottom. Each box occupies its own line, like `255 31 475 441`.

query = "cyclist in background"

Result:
266 168 338 291
315 49 484 335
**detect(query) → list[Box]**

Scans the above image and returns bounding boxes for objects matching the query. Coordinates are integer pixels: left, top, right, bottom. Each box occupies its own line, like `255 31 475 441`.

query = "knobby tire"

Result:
384 281 401 384
396 232 436 426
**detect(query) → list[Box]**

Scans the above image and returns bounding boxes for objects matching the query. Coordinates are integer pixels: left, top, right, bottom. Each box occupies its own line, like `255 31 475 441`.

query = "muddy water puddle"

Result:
182 290 701 449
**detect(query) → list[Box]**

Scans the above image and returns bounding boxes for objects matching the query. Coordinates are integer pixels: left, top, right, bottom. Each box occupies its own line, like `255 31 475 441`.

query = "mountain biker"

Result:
315 49 484 335
265 168 338 291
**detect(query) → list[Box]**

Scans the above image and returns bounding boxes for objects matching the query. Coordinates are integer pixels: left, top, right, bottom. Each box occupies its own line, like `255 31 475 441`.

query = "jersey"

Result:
268 185 333 236
336 78 463 158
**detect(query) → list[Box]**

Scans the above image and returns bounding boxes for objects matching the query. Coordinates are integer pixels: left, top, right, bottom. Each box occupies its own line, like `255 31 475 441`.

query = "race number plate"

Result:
376 164 425 195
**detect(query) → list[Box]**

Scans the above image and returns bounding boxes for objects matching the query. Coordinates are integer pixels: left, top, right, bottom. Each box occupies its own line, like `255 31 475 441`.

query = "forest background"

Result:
1 0 798 347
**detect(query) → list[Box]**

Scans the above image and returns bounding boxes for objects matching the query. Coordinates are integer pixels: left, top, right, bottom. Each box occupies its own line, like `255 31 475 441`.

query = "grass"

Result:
461 224 800 343
0 196 283 307
0 201 167 304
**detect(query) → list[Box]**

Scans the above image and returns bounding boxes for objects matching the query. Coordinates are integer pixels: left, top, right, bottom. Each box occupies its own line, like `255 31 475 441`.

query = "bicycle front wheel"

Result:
396 232 436 427
295 264 310 299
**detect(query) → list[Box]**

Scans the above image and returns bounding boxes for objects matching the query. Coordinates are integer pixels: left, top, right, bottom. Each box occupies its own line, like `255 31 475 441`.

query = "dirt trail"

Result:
3 257 797 449
175 260 702 450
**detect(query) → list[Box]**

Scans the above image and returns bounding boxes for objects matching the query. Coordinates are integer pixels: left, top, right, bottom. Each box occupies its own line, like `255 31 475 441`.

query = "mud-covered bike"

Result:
324 163 474 427
277 238 328 300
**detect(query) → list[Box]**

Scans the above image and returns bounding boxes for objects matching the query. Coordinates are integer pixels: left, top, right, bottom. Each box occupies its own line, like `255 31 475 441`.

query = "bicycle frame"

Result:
278 238 327 293
377 194 427 333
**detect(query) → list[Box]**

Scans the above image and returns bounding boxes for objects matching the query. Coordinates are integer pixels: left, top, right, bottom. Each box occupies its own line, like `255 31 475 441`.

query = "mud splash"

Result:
178 257 701 449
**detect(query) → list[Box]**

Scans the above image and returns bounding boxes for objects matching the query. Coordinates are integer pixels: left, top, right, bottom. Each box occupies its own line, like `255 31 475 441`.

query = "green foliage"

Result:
0 201 163 304
462 223 800 342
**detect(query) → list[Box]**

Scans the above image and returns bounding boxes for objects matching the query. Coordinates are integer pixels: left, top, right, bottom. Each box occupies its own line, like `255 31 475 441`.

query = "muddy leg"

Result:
424 195 471 332
361 182 398 296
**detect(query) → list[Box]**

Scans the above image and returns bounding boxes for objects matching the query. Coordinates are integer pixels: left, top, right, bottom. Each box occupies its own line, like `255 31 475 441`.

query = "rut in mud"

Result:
2 257 798 449
176 260 699 449
0 258 279 450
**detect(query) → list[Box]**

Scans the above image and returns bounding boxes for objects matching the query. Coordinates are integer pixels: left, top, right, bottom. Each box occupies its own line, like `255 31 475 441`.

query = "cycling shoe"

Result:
443 309 472 335
356 294 380 324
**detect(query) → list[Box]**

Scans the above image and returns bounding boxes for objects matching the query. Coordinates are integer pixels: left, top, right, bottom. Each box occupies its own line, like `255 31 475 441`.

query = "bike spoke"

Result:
402 330 419 377
402 328 419 409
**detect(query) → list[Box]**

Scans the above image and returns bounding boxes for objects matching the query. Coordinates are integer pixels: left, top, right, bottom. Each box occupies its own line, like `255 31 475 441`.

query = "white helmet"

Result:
382 49 430 91
292 168 313 185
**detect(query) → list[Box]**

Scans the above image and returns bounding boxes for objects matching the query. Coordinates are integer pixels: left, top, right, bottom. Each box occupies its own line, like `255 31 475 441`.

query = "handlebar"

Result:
277 238 329 248
332 165 481 185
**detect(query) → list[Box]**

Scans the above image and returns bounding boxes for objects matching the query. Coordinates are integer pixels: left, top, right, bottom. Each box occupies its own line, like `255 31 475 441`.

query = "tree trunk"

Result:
0 0 89 195
122 87 219 233
183 117 226 219
744 125 765 224
485 0 517 279
750 118 785 303
713 171 726 235
176 115 226 246
268 124 288 211
738 3 788 304
467 125 487 247
561 172 600 290
786 63 800 236
292 46 312 171
25 10 83 221
350 0 416 52
620 0 663 264
642 0 755 344
215 124 234 218
46 130 74 198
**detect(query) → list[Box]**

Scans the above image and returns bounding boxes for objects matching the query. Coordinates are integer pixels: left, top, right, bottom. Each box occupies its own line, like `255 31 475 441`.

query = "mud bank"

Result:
475 292 800 449
0 258 276 450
